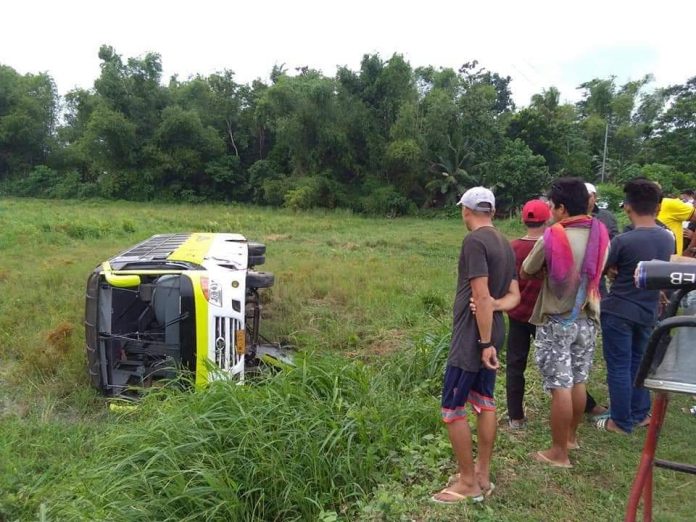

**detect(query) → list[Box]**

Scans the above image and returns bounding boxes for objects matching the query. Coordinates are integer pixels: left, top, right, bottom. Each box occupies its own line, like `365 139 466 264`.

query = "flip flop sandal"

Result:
446 473 495 496
595 417 611 430
596 417 628 434
638 413 652 427
431 488 484 504
531 451 573 469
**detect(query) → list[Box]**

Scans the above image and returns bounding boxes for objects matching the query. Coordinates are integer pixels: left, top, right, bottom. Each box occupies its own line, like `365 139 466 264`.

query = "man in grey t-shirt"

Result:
432 187 519 504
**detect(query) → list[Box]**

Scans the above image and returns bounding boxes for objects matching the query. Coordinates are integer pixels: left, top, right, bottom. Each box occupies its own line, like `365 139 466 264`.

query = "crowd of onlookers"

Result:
432 176 692 504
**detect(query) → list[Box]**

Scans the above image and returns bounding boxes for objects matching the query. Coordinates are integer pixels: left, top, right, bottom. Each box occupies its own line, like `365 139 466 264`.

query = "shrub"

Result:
76 182 100 199
360 186 416 217
8 165 60 197
47 171 82 199
283 184 316 210
261 178 292 206
282 175 346 211
249 160 283 204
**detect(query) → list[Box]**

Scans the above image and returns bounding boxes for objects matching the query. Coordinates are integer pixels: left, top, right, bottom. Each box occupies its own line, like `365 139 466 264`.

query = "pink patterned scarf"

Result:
543 215 609 302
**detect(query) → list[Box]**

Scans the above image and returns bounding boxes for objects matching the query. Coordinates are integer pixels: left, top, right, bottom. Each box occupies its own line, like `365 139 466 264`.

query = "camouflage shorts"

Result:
534 317 596 391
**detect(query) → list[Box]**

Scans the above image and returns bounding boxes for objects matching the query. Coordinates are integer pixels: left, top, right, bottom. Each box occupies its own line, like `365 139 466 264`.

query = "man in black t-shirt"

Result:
432 187 520 504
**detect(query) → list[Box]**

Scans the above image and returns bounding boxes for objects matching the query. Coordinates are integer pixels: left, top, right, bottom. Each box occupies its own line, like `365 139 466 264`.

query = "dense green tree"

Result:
487 139 549 210
1 46 694 212
508 87 591 176
418 63 510 206
0 66 58 178
150 105 225 195
651 77 696 175
576 75 655 181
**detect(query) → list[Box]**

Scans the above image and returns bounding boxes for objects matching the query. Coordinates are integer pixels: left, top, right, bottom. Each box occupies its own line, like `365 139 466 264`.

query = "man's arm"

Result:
521 237 545 279
470 276 499 370
492 279 521 312
602 238 619 277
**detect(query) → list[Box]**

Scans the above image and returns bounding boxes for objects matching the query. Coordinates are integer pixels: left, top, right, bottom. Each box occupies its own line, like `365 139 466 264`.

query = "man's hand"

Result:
481 346 499 370
469 296 495 314
606 265 618 282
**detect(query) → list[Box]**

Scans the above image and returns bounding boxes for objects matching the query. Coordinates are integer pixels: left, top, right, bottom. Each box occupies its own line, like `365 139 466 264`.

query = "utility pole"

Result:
601 122 609 183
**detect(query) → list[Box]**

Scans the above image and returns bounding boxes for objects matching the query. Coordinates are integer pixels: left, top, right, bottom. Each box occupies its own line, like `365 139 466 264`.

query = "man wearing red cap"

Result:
505 199 551 429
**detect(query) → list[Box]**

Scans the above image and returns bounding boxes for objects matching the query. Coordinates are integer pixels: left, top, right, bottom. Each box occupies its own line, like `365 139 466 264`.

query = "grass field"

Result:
1 197 695 521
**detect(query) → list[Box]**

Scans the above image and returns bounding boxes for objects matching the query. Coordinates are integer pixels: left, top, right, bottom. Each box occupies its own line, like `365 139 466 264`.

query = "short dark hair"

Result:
524 221 545 229
548 177 589 217
624 179 662 216
629 176 664 199
680 189 695 197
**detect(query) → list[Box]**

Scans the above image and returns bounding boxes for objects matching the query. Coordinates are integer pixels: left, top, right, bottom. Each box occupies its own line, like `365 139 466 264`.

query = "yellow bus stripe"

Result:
168 233 214 265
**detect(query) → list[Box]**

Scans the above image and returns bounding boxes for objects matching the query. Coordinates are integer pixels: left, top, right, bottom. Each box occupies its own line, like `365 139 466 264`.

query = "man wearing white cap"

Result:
586 183 618 240
433 187 520 504
584 182 617 418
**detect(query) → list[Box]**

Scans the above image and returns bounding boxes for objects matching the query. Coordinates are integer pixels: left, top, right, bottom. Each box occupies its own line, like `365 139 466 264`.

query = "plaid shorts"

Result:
534 316 596 391
440 365 496 423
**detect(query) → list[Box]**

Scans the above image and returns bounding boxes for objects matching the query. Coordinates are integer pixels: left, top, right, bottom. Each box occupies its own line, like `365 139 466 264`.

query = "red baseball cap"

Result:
521 199 551 223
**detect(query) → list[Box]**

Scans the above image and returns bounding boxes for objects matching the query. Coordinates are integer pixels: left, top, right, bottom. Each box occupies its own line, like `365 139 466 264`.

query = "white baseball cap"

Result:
585 182 597 195
457 187 495 212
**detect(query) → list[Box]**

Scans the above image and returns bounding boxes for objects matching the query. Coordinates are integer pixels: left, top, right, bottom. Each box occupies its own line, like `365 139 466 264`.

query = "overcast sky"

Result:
2 0 693 106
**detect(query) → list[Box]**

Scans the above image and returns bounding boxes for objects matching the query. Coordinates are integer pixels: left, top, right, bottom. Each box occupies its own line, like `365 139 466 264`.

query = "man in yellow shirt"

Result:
657 197 696 255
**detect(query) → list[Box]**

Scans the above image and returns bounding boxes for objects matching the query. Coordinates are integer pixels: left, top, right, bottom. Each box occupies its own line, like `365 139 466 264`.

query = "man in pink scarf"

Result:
522 177 609 468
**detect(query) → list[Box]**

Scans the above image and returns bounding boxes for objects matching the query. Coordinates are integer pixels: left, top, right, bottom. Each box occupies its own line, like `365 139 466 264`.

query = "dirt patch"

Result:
368 331 405 356
46 322 74 354
264 234 291 241
346 330 406 359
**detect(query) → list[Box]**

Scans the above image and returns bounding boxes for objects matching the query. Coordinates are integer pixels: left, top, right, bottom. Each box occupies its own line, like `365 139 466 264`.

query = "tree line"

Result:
1 45 695 215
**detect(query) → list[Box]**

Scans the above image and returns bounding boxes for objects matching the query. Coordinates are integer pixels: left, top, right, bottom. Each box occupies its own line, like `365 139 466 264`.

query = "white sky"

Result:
2 0 693 106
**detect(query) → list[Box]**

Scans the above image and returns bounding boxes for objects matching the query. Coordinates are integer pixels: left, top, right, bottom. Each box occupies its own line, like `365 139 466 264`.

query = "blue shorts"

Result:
441 365 496 423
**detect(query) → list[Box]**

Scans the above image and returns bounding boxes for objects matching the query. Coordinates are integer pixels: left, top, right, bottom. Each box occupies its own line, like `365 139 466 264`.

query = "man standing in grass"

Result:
596 179 674 434
522 177 609 469
433 187 520 504
505 199 550 429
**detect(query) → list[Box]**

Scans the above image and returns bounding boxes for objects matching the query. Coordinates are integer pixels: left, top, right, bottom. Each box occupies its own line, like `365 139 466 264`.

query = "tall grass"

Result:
41 335 450 521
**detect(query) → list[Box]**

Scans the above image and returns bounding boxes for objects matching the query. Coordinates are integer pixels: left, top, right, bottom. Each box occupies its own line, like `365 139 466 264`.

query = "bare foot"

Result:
448 468 492 493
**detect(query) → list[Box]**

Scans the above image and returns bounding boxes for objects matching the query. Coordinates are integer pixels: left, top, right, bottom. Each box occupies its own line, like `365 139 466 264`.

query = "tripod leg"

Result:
625 392 669 522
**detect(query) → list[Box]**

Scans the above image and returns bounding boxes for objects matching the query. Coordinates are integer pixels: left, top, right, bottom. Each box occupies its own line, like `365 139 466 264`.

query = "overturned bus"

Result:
84 233 289 397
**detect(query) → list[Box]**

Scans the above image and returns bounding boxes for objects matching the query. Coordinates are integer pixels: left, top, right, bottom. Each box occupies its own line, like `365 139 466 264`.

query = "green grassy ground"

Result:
1 198 695 521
